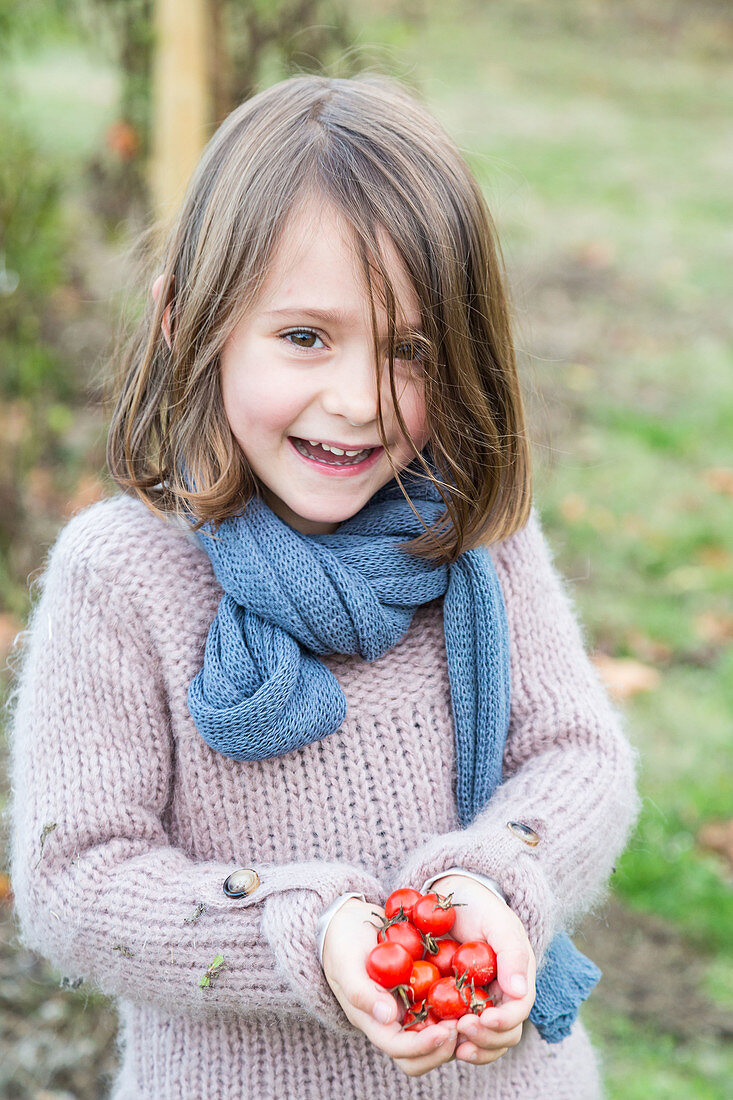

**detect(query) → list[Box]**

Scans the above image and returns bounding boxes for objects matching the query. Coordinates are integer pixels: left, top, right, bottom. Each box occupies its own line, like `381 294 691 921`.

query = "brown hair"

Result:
106 73 532 562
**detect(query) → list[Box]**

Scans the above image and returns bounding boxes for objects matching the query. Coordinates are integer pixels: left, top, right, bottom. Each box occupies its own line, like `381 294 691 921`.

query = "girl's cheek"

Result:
224 372 308 433
399 381 430 449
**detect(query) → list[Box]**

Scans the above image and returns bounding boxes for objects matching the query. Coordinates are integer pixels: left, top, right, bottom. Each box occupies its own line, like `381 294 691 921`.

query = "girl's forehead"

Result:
255 195 421 325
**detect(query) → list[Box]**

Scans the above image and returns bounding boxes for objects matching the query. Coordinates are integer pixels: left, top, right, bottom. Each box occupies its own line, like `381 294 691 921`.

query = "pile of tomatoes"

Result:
365 887 497 1030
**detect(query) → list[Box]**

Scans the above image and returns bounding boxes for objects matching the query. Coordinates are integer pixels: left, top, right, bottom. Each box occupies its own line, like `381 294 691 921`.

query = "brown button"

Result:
507 821 540 847
223 868 260 898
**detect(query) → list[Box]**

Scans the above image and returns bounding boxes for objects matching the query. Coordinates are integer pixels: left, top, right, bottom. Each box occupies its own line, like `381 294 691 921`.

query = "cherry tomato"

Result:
366 942 413 990
466 986 494 1014
451 940 497 986
408 959 441 1002
378 920 424 961
385 888 422 923
426 976 471 1020
402 999 440 1031
412 892 456 937
426 937 461 977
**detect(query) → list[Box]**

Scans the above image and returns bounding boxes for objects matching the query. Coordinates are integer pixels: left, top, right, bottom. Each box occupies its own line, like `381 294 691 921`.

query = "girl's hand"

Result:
322 897 459 1077
429 874 537 1065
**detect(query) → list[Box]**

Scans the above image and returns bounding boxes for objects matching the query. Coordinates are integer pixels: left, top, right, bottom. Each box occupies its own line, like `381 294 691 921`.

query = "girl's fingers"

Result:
475 994 533 1033
456 1018 524 1052
495 943 533 1000
345 999 459 1061
455 1040 508 1065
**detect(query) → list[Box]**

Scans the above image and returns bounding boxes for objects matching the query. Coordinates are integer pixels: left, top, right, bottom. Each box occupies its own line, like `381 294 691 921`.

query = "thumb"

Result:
346 980 398 1025
372 996 398 1024
496 946 530 999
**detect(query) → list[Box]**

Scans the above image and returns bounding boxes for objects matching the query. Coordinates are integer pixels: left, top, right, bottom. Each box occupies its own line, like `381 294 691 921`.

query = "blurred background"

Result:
0 1 731 1096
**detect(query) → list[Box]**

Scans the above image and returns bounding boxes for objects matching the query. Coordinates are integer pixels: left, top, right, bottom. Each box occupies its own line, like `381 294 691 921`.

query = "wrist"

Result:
315 891 366 968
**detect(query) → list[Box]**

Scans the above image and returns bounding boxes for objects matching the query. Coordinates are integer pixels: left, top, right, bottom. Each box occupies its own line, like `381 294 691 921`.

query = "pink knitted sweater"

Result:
8 494 638 1099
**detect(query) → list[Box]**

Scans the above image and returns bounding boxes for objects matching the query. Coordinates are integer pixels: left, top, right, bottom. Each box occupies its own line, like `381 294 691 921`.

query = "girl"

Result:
8 74 639 1098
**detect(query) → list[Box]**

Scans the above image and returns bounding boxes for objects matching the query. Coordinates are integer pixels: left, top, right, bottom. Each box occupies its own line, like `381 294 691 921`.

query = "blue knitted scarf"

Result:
186 457 600 1042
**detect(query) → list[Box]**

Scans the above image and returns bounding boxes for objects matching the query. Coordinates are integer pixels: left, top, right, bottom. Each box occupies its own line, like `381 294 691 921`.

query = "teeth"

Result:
293 438 372 465
307 440 364 456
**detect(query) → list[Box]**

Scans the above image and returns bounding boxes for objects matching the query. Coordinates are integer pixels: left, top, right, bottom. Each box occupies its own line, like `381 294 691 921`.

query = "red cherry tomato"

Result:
402 999 440 1031
426 937 461 976
426 975 471 1020
412 892 456 937
366 942 413 990
451 940 497 986
378 921 424 961
467 987 494 1014
385 888 422 923
408 959 441 1002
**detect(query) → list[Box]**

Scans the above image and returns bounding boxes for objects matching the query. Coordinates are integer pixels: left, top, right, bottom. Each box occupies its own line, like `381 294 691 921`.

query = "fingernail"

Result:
373 1002 392 1024
510 974 527 996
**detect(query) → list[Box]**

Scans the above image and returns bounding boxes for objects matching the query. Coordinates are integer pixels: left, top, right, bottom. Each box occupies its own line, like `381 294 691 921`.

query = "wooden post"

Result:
150 0 211 216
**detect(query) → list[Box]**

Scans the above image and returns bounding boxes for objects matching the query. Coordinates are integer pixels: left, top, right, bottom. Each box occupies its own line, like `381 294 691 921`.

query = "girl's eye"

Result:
394 341 422 362
281 329 325 350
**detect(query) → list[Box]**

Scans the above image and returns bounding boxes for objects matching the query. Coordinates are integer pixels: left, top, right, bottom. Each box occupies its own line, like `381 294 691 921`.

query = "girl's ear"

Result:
151 273 173 350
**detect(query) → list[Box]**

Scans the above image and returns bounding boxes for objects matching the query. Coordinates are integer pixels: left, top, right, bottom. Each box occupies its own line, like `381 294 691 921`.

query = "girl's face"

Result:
218 195 430 534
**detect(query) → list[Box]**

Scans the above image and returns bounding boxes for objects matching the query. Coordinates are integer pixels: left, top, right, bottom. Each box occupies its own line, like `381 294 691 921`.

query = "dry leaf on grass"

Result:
591 653 661 700
695 545 733 571
624 629 673 664
0 613 23 664
694 611 733 644
64 474 107 516
704 468 733 496
560 493 587 522
697 820 733 871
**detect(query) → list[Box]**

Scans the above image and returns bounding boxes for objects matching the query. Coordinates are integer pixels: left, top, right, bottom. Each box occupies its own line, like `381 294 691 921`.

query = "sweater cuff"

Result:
261 866 383 1035
392 821 558 962
421 868 508 906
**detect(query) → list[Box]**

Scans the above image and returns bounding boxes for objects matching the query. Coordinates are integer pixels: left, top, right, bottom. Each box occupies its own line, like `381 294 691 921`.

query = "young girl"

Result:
8 74 639 1098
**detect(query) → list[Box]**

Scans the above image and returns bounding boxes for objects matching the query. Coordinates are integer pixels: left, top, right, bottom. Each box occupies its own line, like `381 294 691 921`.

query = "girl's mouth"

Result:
288 437 383 475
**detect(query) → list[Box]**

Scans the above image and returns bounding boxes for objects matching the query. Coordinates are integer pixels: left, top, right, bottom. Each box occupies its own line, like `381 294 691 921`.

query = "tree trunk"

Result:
150 0 212 215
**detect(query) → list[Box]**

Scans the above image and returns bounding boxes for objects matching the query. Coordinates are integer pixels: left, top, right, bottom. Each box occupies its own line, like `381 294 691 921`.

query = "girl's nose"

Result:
320 348 381 428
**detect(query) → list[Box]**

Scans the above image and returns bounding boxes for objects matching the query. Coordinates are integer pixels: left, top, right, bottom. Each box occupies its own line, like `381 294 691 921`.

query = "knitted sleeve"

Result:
7 530 381 1033
391 506 641 962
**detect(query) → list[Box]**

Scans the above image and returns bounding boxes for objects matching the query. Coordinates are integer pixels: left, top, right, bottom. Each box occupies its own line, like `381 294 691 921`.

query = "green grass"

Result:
583 1007 733 1100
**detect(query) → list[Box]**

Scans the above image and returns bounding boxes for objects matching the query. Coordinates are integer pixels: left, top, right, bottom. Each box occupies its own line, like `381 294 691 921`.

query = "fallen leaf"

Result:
624 629 673 665
694 611 733 644
106 119 140 160
576 239 616 269
560 493 587 522
0 871 12 903
591 653 661 700
64 474 107 516
704 468 733 496
696 545 733 571
697 820 733 871
0 612 23 663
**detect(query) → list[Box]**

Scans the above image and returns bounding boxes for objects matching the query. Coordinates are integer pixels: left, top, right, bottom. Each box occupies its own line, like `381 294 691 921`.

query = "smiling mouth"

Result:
290 438 376 465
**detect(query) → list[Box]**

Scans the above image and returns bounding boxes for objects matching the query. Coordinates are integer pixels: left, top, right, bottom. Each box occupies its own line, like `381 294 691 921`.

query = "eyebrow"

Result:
262 306 423 330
